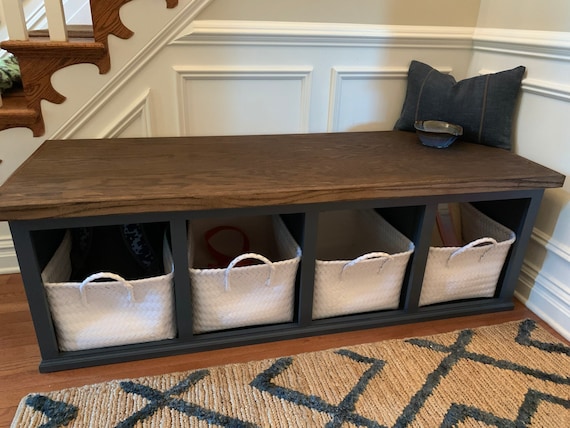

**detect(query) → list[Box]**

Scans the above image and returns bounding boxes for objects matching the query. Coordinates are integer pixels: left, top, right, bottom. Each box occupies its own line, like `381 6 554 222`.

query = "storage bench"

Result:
0 130 564 372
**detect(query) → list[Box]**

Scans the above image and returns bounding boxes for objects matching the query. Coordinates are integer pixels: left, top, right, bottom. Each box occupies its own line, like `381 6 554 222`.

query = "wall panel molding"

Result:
98 89 154 138
327 66 453 132
174 66 313 136
328 67 407 132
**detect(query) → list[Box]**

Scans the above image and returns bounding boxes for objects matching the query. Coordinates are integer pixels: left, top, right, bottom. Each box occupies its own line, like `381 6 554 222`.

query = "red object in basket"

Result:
204 225 255 268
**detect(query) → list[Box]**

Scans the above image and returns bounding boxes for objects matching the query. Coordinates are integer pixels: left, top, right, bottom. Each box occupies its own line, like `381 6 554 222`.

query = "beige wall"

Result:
198 0 570 32
197 0 481 27
477 0 570 31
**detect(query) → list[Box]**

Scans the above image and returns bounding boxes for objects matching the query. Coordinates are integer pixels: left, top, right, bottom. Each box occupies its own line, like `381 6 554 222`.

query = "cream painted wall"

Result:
197 0 481 27
477 0 570 31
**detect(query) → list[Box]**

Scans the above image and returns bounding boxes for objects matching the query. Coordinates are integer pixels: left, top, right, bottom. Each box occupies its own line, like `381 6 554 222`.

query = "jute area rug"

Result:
11 319 570 427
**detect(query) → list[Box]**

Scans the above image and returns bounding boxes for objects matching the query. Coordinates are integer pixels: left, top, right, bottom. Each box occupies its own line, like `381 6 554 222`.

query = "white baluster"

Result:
44 0 68 41
0 0 29 40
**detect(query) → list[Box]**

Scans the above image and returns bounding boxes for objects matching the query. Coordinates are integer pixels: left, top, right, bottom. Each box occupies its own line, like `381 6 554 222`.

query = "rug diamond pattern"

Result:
12 320 570 427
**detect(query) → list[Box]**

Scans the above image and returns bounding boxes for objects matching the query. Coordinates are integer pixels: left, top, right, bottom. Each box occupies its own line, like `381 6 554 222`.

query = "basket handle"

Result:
448 237 497 265
224 253 274 291
341 252 393 278
79 272 135 305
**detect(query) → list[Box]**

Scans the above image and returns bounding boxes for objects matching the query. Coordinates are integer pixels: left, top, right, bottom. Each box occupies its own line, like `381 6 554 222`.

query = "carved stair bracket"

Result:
90 0 179 44
90 0 135 44
1 41 109 137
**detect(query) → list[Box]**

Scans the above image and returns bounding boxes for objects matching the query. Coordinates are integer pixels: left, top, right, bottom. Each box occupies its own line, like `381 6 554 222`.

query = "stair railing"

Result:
1 0 68 109
1 0 68 41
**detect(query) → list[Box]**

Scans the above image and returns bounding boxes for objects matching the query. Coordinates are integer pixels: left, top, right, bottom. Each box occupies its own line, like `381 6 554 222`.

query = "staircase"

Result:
0 0 178 137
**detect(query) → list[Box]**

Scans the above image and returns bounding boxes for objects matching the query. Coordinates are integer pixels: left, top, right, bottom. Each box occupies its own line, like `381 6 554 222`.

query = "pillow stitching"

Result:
414 69 435 123
478 75 491 144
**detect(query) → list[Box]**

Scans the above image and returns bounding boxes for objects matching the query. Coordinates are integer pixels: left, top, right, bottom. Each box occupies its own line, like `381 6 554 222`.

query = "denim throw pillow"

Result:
394 60 526 150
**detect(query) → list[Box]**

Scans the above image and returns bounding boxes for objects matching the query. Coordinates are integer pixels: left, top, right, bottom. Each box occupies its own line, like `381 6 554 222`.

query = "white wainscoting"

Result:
472 28 570 339
169 20 473 137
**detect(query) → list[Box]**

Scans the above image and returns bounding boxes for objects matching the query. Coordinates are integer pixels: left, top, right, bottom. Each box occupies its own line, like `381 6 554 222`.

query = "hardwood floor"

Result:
1 272 567 426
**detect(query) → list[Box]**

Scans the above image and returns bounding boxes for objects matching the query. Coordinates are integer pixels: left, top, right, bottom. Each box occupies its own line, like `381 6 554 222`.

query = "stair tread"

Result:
2 39 105 50
28 25 95 40
0 91 38 117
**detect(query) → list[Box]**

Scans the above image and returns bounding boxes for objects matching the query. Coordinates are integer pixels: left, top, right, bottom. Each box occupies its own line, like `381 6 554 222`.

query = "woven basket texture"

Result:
189 215 301 334
419 203 516 306
313 210 414 319
42 232 176 351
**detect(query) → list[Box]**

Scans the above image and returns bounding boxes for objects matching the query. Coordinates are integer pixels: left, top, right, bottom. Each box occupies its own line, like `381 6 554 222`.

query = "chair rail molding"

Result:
478 70 570 102
473 27 570 61
172 20 475 49
523 78 570 102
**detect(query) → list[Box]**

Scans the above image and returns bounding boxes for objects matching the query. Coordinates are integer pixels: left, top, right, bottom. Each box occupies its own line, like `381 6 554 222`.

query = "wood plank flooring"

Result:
1 272 567 426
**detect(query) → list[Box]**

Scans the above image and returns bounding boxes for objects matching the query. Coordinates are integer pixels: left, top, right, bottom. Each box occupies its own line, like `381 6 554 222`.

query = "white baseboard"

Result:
516 262 570 341
0 234 19 274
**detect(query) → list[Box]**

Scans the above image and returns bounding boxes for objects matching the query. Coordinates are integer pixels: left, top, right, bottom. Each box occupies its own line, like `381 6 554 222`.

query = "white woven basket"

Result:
419 203 516 306
189 215 301 334
313 209 414 319
42 231 176 351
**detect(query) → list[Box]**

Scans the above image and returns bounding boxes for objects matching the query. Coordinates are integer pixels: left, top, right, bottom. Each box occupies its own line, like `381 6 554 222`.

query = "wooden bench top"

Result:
0 131 565 220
